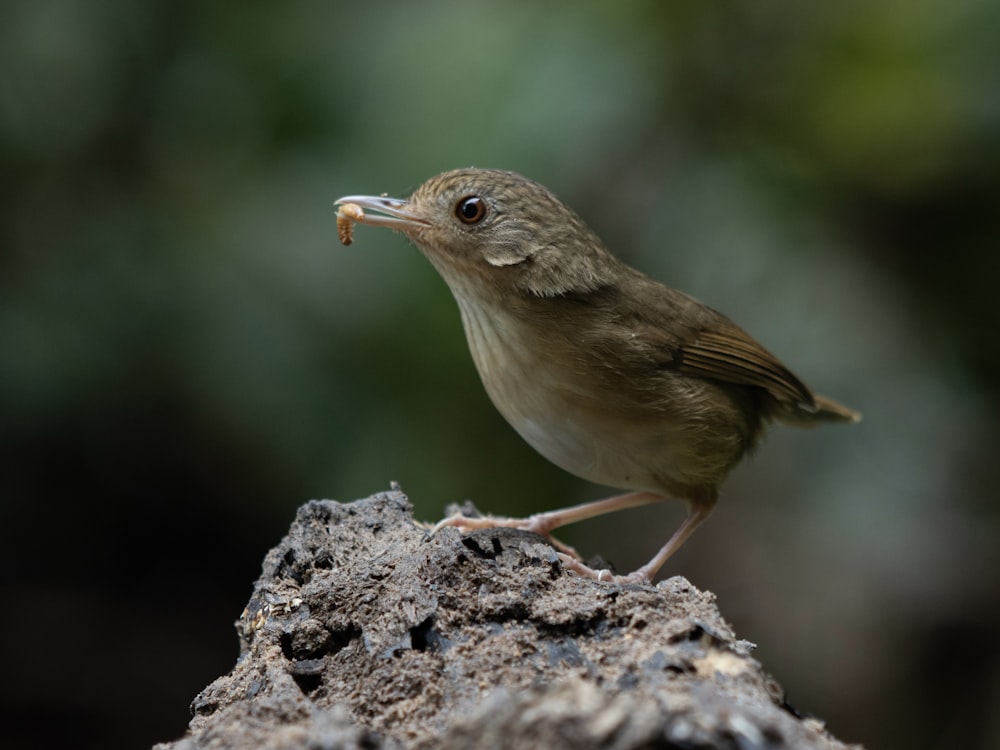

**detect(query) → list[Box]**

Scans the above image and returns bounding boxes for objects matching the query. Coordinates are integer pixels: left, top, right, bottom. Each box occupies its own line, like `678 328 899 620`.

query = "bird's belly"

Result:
458 299 666 492
508 407 654 490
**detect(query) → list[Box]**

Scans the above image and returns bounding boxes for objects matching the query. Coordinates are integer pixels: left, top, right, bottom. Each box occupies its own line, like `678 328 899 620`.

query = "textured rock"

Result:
154 489 860 749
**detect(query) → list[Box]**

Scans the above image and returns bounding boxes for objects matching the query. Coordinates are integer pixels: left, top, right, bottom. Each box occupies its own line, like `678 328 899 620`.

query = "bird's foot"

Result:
431 513 582 560
555 553 652 584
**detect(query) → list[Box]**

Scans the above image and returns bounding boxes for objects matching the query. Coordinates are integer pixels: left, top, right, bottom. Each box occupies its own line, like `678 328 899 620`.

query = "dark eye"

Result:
455 196 487 225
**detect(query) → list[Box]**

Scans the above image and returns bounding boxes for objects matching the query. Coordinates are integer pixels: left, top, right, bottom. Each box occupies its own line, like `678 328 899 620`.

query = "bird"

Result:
334 168 859 583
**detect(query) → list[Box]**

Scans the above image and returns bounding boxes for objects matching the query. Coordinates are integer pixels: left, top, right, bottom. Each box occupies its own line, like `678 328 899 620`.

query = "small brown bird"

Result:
335 169 859 583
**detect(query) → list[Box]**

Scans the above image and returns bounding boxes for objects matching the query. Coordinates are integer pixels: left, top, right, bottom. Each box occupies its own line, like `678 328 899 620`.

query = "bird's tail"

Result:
778 393 861 427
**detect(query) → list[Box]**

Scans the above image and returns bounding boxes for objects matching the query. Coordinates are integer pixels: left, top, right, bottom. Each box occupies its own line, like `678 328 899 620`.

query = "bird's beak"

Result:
333 195 430 232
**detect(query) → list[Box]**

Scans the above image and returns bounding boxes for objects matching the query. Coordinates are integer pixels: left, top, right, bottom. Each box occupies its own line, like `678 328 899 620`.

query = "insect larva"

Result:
336 203 365 246
336 214 353 246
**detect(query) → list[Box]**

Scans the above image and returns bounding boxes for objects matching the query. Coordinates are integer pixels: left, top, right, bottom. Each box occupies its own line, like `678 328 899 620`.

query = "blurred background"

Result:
2 1 998 748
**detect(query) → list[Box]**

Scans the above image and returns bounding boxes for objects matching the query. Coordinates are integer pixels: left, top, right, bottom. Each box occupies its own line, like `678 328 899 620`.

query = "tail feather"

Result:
778 393 861 427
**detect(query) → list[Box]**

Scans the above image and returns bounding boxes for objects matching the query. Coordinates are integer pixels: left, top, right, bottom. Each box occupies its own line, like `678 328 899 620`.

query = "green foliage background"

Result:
2 1 998 748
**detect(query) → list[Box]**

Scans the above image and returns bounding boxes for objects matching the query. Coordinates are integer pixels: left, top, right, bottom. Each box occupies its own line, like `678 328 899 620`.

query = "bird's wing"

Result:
674 322 816 408
575 277 820 410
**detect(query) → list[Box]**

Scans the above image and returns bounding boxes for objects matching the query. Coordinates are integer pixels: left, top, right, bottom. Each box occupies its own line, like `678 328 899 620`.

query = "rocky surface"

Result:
155 489 860 749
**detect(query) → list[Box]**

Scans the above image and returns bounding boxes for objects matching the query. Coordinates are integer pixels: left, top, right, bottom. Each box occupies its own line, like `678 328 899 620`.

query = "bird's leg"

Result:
558 498 717 583
431 491 667 560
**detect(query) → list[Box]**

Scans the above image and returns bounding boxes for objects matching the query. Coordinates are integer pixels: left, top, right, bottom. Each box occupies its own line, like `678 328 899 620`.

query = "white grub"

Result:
336 203 365 246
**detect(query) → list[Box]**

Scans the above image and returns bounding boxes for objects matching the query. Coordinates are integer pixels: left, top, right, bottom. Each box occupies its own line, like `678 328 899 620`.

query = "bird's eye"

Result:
455 196 487 225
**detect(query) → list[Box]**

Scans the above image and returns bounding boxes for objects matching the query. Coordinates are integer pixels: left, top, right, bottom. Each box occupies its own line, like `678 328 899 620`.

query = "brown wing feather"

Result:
604 275 858 422
678 324 816 408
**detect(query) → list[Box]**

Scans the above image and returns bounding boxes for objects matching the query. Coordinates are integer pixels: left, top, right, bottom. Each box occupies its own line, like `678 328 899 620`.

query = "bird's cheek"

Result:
482 241 530 268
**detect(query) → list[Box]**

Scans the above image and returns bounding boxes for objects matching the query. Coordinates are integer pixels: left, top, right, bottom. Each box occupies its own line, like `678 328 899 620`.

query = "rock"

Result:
154 488 860 749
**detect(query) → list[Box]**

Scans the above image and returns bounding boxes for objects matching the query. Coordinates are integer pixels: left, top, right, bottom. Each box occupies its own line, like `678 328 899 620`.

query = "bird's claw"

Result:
555 553 650 584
